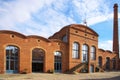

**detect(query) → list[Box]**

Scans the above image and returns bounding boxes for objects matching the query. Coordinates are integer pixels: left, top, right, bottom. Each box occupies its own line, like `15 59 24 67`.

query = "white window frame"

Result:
72 42 79 59
90 46 96 60
82 44 88 62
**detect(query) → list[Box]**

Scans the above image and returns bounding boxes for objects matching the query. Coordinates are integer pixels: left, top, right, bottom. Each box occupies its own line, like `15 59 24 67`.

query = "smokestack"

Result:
113 3 119 58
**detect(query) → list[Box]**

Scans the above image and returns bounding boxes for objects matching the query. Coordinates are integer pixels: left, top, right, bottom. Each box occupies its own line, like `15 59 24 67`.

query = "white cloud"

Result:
0 0 55 28
72 0 110 23
87 13 112 25
99 40 120 58
87 12 120 25
22 8 75 37
0 0 119 38
99 40 113 51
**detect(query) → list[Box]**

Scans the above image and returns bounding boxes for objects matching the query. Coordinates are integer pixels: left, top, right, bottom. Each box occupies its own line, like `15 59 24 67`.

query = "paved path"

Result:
0 72 120 80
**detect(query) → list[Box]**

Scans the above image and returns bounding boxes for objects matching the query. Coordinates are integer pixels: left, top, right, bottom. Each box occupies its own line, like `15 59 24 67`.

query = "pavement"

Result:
0 71 120 80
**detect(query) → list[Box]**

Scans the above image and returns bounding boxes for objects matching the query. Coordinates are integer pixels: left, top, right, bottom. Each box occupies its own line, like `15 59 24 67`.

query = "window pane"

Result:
91 46 96 60
106 57 110 70
98 56 102 67
72 42 79 59
62 35 67 42
82 44 88 62
54 51 62 72
32 48 45 61
6 45 19 73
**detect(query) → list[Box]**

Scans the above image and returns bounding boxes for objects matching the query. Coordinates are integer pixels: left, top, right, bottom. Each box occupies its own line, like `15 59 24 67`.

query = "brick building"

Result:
0 4 120 74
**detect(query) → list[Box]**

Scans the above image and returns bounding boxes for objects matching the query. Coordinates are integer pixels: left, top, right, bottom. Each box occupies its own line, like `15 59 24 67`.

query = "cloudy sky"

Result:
0 0 120 51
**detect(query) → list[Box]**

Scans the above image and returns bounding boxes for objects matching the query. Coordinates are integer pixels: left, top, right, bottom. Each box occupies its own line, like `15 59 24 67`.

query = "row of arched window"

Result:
4 45 117 73
98 56 116 70
5 45 63 73
72 42 96 62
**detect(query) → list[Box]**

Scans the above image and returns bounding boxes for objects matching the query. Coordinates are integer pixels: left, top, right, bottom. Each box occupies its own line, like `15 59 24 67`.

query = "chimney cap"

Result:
114 3 118 8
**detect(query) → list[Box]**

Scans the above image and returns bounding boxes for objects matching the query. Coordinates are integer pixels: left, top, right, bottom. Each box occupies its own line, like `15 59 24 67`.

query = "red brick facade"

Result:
0 24 119 74
0 3 120 74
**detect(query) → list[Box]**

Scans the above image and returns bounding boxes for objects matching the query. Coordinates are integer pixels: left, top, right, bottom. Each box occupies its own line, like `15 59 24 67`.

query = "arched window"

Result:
112 58 116 70
106 57 110 70
82 44 88 62
32 48 45 72
62 35 67 42
72 42 79 59
98 56 102 67
6 45 19 73
54 51 62 72
91 46 96 60
32 48 45 61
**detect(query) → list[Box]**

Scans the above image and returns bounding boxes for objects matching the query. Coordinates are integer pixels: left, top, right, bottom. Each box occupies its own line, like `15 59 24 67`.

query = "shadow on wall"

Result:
82 76 120 80
98 54 118 71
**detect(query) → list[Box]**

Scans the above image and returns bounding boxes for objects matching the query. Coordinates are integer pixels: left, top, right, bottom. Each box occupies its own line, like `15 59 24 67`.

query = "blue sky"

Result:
0 0 120 51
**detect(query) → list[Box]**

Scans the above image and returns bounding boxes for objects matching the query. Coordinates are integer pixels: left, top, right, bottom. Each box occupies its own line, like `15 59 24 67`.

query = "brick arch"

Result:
5 45 20 53
4 43 21 50
98 56 102 67
31 47 45 72
30 47 47 65
31 47 46 61
5 45 20 73
53 50 64 57
30 46 46 55
54 51 63 55
73 41 80 45
82 43 89 50
4 44 21 57
91 45 96 48
32 47 45 53
90 45 96 53
32 48 45 60
82 43 90 48
98 49 105 52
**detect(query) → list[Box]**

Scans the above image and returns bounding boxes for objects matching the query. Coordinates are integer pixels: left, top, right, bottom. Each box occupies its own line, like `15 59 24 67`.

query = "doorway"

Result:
32 62 43 72
32 48 45 72
54 51 62 72
6 45 19 73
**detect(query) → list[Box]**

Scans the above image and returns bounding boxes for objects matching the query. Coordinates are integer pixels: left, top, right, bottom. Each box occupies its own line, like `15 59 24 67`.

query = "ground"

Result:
0 72 120 80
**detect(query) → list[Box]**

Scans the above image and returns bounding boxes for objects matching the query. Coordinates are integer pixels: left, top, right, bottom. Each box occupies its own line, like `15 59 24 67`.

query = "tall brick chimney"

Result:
113 3 119 58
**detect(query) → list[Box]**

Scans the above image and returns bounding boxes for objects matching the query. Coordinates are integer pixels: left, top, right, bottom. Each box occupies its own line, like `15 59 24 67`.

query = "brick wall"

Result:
0 30 68 73
0 24 119 74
